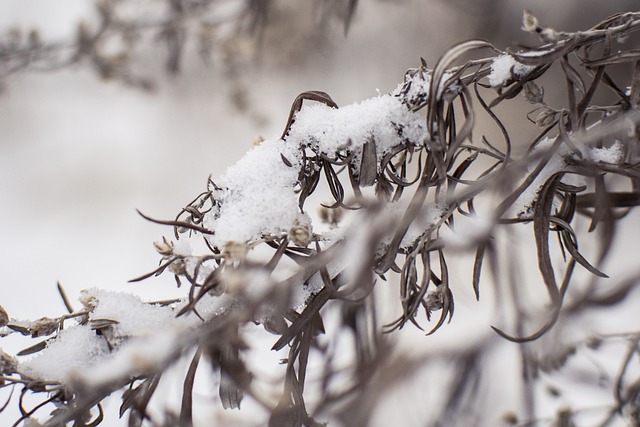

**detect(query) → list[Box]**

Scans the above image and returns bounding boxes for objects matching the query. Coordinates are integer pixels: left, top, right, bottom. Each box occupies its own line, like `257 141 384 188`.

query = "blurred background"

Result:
1 1 640 426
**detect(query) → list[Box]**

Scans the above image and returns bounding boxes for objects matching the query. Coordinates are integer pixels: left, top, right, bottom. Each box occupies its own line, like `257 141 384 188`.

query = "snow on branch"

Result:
4 10 640 427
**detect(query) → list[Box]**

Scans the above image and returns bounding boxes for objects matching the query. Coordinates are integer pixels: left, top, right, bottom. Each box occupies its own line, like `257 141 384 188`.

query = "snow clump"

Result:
488 54 534 87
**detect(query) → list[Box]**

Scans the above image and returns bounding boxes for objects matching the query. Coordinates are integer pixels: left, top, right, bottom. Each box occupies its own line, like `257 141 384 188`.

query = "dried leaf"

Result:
359 137 378 187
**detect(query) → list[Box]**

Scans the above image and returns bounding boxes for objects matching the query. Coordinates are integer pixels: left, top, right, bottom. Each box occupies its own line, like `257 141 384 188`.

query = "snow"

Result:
172 239 192 257
18 289 227 384
393 69 460 108
84 288 179 337
201 94 427 252
285 94 427 165
203 138 304 248
587 141 624 164
20 326 110 383
488 54 534 87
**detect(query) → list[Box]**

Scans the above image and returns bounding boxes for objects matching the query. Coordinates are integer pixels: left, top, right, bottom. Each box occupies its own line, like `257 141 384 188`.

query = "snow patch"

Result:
204 138 303 248
488 54 534 87
286 94 427 165
588 141 624 164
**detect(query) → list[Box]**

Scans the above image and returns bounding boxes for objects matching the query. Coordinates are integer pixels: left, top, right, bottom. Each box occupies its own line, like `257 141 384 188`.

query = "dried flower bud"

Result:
426 287 445 311
0 305 8 327
522 10 540 33
289 214 313 246
0 350 17 382
223 241 248 263
502 412 518 425
168 258 186 275
30 317 60 337
586 336 602 349
253 135 265 146
289 225 311 247
536 109 558 127
319 206 343 225
79 292 98 311
523 81 544 104
153 237 174 256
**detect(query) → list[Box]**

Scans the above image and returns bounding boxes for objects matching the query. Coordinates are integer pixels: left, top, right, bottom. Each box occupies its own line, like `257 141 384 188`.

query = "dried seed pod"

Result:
153 237 174 256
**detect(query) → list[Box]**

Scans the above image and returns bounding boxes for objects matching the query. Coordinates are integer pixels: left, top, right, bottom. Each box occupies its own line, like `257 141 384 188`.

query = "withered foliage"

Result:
4 9 640 427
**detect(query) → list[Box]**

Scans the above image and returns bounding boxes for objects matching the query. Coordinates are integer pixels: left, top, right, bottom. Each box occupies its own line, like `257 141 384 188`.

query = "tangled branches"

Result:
0 0 358 92
4 10 640 427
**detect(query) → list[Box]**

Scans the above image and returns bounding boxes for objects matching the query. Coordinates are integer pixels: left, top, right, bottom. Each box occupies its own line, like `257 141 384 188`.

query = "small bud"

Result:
153 237 174 256
30 317 60 337
426 287 445 311
535 109 558 127
502 411 518 425
289 225 311 247
223 241 248 263
0 350 17 382
523 81 544 104
168 258 186 275
586 336 603 349
319 206 343 225
79 292 98 311
253 136 265 146
0 305 8 327
522 10 540 33
289 215 312 246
